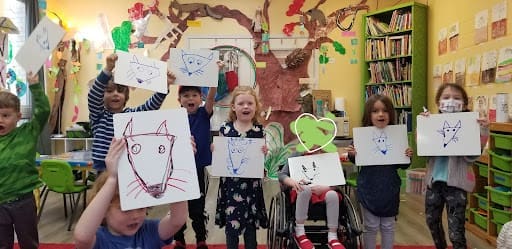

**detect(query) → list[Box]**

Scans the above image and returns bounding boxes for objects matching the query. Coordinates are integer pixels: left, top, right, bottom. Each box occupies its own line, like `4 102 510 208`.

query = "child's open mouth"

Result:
188 103 195 108
242 111 251 115
0 125 4 133
127 222 139 229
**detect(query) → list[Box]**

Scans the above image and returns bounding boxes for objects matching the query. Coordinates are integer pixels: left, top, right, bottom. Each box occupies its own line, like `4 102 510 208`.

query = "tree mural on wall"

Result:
140 0 369 143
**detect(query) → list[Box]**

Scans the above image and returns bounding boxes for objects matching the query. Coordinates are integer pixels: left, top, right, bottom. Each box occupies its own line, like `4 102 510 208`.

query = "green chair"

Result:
38 159 88 231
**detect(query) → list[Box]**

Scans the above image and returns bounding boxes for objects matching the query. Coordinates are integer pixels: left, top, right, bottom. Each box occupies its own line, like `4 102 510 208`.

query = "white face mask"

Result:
439 98 463 113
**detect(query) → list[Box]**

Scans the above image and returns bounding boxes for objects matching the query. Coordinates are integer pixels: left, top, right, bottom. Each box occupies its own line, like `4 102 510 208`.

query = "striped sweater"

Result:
88 70 168 170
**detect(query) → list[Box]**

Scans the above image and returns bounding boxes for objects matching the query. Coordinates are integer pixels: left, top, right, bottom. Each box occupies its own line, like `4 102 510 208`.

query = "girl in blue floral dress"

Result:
214 86 268 249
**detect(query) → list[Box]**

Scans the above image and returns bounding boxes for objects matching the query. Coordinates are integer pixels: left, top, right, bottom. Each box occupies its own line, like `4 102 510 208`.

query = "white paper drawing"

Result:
211 136 265 178
14 17 65 73
169 48 220 87
353 125 410 166
114 51 168 93
113 108 199 211
416 112 481 156
288 152 346 186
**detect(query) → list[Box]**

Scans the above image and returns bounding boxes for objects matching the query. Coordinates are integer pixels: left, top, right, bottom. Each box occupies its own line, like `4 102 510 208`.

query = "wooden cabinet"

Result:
50 137 93 155
466 122 512 246
360 2 427 169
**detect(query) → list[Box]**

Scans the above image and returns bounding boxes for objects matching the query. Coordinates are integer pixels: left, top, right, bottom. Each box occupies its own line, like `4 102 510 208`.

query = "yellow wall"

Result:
44 0 512 133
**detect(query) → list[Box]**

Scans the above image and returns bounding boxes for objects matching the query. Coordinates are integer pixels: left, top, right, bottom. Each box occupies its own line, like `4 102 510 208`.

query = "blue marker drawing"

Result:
127 55 160 84
226 137 254 175
36 27 50 50
438 120 461 148
372 130 392 155
180 50 213 76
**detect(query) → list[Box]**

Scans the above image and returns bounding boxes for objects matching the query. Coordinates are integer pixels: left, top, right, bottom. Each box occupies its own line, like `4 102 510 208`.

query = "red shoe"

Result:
294 234 315 249
327 239 345 249
174 241 186 249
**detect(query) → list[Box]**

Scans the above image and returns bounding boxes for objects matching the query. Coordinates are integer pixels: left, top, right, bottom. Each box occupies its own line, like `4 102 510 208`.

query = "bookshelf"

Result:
360 2 428 169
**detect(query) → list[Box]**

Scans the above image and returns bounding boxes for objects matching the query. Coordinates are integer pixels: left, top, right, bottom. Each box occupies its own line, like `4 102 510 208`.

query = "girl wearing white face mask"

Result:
419 83 489 249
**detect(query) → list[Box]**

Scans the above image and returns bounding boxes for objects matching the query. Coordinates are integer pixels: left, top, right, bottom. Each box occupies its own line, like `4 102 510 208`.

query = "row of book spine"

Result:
368 58 411 83
365 35 411 60
389 10 412 31
365 84 412 107
397 109 412 132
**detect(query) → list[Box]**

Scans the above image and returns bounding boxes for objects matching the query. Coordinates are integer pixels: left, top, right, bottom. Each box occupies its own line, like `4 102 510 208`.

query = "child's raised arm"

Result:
88 54 118 117
26 71 50 133
204 61 225 115
157 201 188 241
74 138 125 249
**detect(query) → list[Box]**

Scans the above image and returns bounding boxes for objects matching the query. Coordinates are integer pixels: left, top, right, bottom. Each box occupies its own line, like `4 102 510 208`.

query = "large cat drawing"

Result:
128 55 160 84
373 130 392 155
180 50 213 76
438 120 461 148
123 118 177 199
226 137 253 175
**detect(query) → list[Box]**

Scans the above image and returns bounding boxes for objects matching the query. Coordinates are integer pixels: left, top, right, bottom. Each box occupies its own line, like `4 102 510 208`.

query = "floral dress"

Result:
215 121 268 236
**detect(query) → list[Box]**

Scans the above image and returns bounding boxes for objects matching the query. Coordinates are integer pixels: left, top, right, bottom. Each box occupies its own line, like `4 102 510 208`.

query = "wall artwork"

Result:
352 125 410 166
438 27 447 56
474 9 489 44
113 108 199 211
454 58 466 86
448 22 459 52
481 50 498 84
442 62 453 84
114 51 168 93
14 16 65 73
495 46 512 83
466 54 481 86
433 64 442 90
491 1 507 39
211 136 265 178
288 152 346 186
416 112 481 156
168 48 220 87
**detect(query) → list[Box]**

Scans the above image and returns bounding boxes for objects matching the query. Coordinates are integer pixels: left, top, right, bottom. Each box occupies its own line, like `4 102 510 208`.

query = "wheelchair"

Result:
267 187 363 249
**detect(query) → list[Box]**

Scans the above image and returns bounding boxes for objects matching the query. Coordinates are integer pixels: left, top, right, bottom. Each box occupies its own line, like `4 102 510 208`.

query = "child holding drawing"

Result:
74 138 188 249
88 53 176 173
214 86 268 249
419 83 489 249
346 94 413 249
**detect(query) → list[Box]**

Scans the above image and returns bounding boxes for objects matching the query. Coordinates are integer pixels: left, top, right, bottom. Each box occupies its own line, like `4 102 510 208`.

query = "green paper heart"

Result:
290 113 337 153
111 21 132 52
319 54 329 64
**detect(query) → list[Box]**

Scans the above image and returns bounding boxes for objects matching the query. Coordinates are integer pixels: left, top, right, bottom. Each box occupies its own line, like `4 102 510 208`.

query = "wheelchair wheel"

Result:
339 193 363 249
267 191 288 249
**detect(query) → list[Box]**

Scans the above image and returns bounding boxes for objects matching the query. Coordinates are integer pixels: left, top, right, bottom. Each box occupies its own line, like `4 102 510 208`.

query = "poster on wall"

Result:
448 22 459 52
438 28 447 55
473 95 489 119
495 46 512 83
442 62 453 84
474 9 489 44
466 55 481 86
491 1 507 39
454 58 466 86
481 50 498 84
433 64 442 90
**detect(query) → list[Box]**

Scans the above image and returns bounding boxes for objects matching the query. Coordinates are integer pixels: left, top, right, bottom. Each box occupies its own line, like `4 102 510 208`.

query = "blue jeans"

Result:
226 224 257 249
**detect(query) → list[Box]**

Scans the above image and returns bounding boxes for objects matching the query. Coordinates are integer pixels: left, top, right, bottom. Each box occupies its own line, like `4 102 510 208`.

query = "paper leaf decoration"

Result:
290 112 337 153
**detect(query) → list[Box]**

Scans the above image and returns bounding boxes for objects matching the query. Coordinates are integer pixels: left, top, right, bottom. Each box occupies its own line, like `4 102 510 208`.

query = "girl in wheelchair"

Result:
278 152 346 249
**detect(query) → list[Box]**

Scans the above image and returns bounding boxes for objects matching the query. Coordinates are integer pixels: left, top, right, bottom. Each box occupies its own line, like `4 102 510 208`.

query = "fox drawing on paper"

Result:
127 55 161 85
226 137 254 176
438 120 461 148
36 27 50 50
123 118 188 199
373 130 392 155
180 50 214 76
301 161 319 182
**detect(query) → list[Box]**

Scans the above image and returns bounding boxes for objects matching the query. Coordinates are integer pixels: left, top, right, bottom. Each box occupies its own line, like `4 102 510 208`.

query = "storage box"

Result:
471 208 488 231
485 186 512 207
489 207 512 225
406 168 426 194
473 193 488 210
475 161 488 178
489 150 512 172
491 132 512 150
492 220 504 234
491 168 512 187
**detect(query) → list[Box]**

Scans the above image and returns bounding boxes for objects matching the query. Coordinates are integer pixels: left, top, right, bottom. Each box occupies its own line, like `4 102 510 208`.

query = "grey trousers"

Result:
361 206 396 249
295 187 339 229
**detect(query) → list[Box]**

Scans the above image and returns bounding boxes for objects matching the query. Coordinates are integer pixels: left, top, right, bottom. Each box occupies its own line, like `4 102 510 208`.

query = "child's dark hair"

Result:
435 83 470 111
178 86 202 96
362 94 396 127
106 77 130 103
0 91 20 112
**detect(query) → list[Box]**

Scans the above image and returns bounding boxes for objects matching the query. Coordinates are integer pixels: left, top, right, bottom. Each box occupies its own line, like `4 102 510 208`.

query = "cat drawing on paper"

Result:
123 118 186 199
180 50 213 76
301 161 319 182
226 137 253 175
127 55 160 85
438 120 461 148
373 130 392 155
36 27 50 50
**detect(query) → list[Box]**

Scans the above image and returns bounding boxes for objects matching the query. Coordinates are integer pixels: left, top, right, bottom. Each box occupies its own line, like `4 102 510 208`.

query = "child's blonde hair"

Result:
88 172 120 205
0 91 20 112
228 86 262 124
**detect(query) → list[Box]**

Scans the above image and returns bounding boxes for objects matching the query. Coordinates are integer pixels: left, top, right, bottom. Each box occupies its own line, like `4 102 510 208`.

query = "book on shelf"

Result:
366 16 390 36
397 109 412 132
367 58 411 83
389 9 412 31
365 84 412 107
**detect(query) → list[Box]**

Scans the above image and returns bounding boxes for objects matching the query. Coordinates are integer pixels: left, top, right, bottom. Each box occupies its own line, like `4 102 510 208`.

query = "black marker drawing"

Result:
438 120 461 148
372 130 392 155
180 50 213 76
36 27 50 50
301 161 319 182
127 55 161 85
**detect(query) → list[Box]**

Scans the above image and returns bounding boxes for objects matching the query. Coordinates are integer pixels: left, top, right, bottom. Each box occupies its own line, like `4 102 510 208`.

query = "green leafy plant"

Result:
264 122 296 180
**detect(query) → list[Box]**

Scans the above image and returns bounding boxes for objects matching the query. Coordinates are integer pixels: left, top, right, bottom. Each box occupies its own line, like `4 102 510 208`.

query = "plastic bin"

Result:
489 207 512 224
406 168 426 195
485 186 512 207
475 162 488 178
491 168 512 187
489 150 512 172
471 208 488 231
491 132 512 150
492 220 504 235
473 193 488 210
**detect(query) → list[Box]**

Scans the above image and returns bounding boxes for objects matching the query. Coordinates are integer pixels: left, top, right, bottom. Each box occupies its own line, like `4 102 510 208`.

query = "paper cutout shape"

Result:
353 125 410 166
288 152 346 186
168 48 219 87
211 136 265 178
111 21 132 52
416 112 481 156
14 17 65 73
290 113 337 153
0 17 19 34
114 51 168 93
114 108 199 211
